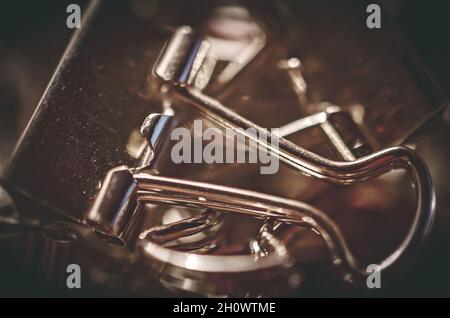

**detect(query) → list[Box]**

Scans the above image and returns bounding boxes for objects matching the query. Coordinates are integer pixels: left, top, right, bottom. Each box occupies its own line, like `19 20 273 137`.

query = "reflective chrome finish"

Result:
83 24 437 287
3 1 447 297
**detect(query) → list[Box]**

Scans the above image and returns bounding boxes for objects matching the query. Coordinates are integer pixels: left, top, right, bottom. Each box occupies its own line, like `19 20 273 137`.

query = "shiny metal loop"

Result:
87 24 436 285
139 210 223 246
134 163 433 281
141 24 435 281
88 156 433 283
149 83 435 276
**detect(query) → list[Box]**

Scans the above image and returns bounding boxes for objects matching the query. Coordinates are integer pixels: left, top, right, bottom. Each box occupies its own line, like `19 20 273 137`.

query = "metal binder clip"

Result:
86 25 435 290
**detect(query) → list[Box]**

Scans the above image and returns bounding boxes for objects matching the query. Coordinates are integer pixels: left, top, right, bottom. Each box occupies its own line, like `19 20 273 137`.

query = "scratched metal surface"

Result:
5 1 168 221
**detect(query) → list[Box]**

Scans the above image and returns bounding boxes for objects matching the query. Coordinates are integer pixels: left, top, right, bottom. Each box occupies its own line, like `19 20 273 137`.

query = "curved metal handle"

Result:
138 85 434 279
132 158 433 282
87 22 436 281
87 85 435 282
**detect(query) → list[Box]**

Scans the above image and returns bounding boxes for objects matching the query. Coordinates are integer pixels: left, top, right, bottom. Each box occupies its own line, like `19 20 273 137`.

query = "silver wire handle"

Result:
163 85 435 277
87 26 436 283
88 151 433 282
